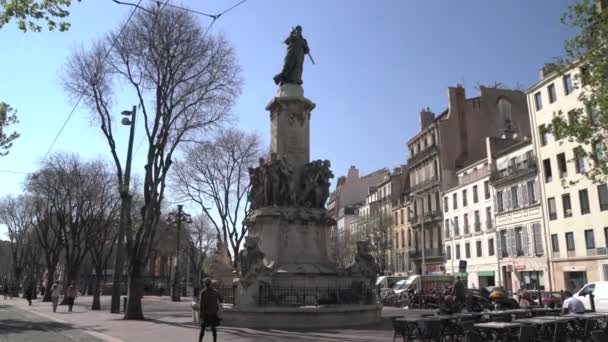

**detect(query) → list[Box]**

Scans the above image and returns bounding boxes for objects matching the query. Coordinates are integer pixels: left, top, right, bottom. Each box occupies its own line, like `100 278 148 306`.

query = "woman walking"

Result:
66 282 77 313
50 282 62 313
198 278 222 342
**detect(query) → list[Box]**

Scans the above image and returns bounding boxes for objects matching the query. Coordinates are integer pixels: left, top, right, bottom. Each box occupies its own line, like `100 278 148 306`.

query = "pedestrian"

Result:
561 291 585 314
453 276 466 305
198 278 222 342
2 282 8 300
24 282 34 306
40 284 46 297
51 282 62 313
66 282 77 313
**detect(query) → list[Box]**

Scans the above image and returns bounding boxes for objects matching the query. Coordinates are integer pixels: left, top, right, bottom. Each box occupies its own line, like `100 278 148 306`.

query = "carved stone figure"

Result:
273 26 310 86
248 159 266 210
347 240 379 286
298 160 333 208
238 236 270 288
277 156 296 205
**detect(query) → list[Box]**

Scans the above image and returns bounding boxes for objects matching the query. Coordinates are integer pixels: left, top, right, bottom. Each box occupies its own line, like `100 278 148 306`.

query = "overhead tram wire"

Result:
39 0 145 167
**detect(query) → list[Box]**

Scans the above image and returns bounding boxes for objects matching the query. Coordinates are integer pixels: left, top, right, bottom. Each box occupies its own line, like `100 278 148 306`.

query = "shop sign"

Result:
513 265 526 271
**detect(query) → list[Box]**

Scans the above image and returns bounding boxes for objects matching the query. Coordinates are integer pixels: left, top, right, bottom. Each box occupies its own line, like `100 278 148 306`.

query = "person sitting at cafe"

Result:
561 291 585 315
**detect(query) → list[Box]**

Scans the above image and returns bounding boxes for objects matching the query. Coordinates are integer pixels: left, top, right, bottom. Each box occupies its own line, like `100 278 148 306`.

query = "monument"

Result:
223 26 382 329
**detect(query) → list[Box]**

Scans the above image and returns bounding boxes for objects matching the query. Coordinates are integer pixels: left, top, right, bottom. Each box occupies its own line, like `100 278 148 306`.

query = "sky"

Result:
0 0 575 239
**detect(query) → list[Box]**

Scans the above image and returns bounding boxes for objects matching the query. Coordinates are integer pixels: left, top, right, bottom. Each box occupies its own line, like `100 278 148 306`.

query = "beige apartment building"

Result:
528 64 608 292
490 138 548 292
407 85 531 275
391 166 411 276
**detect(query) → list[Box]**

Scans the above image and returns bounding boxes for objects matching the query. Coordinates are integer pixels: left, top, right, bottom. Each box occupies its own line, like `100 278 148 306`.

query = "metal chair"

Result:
419 319 444 342
552 322 568 342
517 325 537 342
465 330 484 342
391 318 408 342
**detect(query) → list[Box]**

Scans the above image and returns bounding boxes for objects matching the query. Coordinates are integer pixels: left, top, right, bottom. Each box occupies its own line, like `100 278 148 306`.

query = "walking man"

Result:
51 282 62 313
198 278 222 342
66 282 77 313
24 282 34 306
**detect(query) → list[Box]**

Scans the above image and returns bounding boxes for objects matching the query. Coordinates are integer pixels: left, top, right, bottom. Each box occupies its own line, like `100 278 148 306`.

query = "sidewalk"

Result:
8 296 397 342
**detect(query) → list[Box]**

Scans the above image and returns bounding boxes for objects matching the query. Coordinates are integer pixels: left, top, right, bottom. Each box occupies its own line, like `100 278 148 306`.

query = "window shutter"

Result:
493 192 498 213
522 183 529 207
507 229 516 257
497 232 503 258
504 190 512 210
534 180 540 204
517 185 524 208
533 223 544 256
522 225 529 256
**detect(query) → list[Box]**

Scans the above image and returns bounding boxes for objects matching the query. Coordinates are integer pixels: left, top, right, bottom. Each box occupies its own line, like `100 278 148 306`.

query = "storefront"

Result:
477 271 496 288
520 271 545 290
563 271 587 293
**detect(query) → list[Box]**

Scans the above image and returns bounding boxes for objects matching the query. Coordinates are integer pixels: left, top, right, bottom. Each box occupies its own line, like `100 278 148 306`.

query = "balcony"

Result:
410 211 442 227
408 248 444 259
491 158 537 185
411 175 440 193
408 145 438 167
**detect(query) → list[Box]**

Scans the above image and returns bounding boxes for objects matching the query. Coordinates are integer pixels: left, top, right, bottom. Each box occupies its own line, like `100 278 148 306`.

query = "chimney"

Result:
346 166 359 181
337 176 346 187
449 85 468 166
420 107 435 129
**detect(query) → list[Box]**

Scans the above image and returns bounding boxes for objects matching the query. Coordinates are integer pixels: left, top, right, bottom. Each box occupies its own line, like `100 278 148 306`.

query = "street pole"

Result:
172 205 184 302
110 105 137 314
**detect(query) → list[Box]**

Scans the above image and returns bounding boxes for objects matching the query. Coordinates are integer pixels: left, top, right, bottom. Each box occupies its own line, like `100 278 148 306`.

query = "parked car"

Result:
376 276 408 290
527 290 562 308
573 282 608 312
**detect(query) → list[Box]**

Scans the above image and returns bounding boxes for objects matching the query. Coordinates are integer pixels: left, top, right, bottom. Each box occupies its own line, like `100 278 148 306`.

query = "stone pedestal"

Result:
266 84 315 174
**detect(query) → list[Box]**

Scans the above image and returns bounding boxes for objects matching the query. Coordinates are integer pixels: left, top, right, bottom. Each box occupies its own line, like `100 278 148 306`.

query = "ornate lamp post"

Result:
166 205 192 302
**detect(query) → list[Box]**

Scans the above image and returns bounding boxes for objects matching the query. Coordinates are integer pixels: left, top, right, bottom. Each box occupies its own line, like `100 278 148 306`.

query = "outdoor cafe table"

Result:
531 307 560 316
473 322 522 341
566 313 608 336
514 318 555 340
394 316 441 341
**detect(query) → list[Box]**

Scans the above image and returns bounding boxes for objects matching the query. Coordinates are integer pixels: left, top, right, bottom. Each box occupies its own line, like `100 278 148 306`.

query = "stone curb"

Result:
8 303 126 342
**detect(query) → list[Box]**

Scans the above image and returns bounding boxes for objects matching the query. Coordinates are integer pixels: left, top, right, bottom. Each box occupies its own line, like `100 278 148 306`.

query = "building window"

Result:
400 209 404 225
473 185 479 203
463 214 469 234
465 243 471 259
548 83 557 103
394 212 399 226
453 193 458 210
408 230 412 247
476 240 482 257
474 210 480 232
488 238 495 256
539 125 548 146
486 207 492 229
543 159 553 183
605 227 608 248
562 193 573 218
462 189 468 207
563 74 573 95
500 230 508 257
454 217 459 236
585 229 596 250
548 197 557 220
579 189 591 215
515 227 524 256
534 91 543 110
456 244 461 259
551 234 560 255
511 186 519 209
598 184 608 211
484 180 490 199
401 230 405 249
497 190 504 212
447 245 451 260
574 147 586 174
445 219 450 238
444 197 449 213
566 232 575 252
527 180 536 204
532 223 544 256
557 153 568 178
395 231 400 249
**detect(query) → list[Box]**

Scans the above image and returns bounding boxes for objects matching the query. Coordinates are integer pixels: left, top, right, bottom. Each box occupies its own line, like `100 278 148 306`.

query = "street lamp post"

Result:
110 105 137 314
166 205 192 302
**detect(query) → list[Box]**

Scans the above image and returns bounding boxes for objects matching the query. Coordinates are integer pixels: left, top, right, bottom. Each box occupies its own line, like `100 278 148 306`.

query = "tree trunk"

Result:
124 261 145 320
42 267 56 302
92 270 102 310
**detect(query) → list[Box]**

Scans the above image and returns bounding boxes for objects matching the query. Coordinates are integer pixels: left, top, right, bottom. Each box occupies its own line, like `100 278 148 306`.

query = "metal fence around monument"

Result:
216 286 236 304
257 285 374 306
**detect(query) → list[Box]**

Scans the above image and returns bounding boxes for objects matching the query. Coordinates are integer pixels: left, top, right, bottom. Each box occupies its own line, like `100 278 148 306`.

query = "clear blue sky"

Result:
0 0 574 238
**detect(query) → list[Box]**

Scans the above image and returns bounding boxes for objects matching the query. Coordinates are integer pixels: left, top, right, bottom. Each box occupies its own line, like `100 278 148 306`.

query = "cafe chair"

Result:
517 325 537 342
591 330 607 342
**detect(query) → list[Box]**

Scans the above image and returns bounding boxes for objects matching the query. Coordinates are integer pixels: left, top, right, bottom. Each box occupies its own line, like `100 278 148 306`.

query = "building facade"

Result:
407 85 531 275
443 158 497 288
528 64 608 292
490 138 549 292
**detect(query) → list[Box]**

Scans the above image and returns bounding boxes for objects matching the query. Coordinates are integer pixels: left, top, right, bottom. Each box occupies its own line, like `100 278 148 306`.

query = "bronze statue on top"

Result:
273 25 312 86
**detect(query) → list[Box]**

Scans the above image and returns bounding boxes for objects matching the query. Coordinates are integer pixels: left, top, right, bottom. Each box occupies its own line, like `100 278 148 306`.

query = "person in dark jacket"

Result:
24 282 34 306
198 278 222 342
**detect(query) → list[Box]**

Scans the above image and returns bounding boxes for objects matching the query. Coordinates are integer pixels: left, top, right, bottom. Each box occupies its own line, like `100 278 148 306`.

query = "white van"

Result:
573 281 608 312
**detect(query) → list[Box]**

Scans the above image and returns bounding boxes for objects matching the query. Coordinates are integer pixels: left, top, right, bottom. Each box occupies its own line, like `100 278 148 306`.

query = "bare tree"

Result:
184 215 216 291
172 128 261 269
330 226 356 269
0 195 33 288
353 213 392 274
62 4 241 319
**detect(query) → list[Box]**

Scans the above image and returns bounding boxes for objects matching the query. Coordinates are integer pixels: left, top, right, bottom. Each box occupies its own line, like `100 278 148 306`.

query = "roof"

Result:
494 137 532 158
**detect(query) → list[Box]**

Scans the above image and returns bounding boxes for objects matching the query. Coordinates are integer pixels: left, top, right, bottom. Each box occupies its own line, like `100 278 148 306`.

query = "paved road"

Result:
0 304 103 342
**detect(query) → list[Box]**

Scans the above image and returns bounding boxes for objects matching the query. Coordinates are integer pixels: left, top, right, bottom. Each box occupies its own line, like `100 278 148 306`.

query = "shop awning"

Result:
478 271 495 277
451 272 468 277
